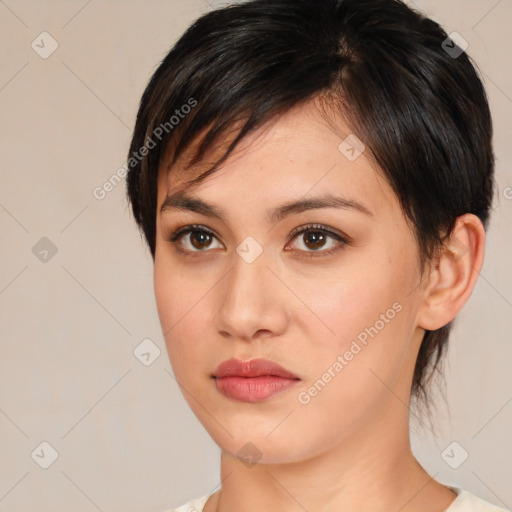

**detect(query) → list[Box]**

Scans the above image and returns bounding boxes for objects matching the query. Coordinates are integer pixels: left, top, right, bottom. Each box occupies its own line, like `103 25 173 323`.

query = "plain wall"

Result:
0 0 511 510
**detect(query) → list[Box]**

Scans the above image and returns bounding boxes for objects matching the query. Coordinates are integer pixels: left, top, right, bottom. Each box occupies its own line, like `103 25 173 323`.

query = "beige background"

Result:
0 0 511 511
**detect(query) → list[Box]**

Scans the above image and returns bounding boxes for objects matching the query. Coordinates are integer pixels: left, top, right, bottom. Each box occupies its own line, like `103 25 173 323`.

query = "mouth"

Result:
212 358 301 403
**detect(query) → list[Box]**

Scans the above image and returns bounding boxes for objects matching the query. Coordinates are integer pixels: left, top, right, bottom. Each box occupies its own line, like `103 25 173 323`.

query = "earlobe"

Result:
417 214 486 331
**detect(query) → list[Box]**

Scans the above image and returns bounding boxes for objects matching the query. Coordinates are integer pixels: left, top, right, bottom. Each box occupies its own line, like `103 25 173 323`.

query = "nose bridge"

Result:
213 242 287 340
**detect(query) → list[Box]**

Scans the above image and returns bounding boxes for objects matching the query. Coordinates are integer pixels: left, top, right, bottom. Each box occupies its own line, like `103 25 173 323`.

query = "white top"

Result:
167 486 510 512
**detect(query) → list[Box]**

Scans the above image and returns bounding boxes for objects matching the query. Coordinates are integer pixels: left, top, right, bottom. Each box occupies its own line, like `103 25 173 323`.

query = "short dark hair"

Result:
126 0 494 411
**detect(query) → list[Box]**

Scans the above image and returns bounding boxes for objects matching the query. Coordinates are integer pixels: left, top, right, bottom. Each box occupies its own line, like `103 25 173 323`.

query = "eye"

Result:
166 224 222 252
165 223 350 257
286 223 350 258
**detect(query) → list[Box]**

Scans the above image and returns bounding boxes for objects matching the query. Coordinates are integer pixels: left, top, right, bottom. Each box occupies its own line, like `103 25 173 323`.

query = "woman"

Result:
126 0 508 510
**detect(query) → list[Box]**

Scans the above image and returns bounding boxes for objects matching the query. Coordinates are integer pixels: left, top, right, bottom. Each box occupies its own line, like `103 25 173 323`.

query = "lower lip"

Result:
214 376 300 402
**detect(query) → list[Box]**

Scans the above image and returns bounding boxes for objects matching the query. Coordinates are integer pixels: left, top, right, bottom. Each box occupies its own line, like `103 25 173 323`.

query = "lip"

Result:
212 358 300 379
212 358 301 403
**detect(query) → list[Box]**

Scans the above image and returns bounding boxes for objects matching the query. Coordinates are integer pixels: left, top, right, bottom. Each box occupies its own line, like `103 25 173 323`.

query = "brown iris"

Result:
302 231 326 250
190 231 213 250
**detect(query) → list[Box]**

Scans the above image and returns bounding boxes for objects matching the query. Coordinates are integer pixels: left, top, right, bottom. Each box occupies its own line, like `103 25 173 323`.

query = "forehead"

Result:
156 100 396 222
158 96 342 180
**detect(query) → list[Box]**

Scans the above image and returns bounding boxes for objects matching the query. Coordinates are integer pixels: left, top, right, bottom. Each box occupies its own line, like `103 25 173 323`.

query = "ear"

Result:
417 213 486 331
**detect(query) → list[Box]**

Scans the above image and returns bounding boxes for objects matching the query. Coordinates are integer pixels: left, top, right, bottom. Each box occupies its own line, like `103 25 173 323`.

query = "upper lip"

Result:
212 358 300 379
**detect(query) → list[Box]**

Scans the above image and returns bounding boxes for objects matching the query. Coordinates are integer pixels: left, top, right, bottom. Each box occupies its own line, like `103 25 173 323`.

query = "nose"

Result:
212 247 289 342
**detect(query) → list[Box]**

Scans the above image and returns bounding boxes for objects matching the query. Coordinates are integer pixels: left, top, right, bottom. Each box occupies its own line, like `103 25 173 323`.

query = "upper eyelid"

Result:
288 223 343 239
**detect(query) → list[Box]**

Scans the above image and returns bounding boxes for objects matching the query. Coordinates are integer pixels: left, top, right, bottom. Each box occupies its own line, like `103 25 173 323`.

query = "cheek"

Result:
291 293 415 446
306 256 413 350
296 243 419 397
153 254 207 330
303 284 411 394
153 259 177 336
153 261 204 373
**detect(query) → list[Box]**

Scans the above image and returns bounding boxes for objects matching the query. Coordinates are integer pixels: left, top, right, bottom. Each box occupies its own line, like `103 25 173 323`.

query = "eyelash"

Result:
165 223 351 259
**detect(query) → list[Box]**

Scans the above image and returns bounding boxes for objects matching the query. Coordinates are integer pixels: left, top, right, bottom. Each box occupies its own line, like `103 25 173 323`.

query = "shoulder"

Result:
163 493 210 512
445 486 510 512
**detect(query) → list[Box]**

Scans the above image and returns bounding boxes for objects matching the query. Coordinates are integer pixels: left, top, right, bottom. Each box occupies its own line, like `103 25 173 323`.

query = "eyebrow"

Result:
160 191 373 225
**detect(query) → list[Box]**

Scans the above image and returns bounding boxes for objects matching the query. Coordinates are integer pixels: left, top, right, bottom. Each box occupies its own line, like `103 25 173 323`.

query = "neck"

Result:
209 405 456 512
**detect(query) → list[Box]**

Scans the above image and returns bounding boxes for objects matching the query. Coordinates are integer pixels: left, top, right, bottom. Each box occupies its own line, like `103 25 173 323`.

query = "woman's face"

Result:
153 102 430 464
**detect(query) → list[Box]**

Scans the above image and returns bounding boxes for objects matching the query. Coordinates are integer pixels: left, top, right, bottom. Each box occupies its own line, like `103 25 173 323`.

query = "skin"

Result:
153 98 486 512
